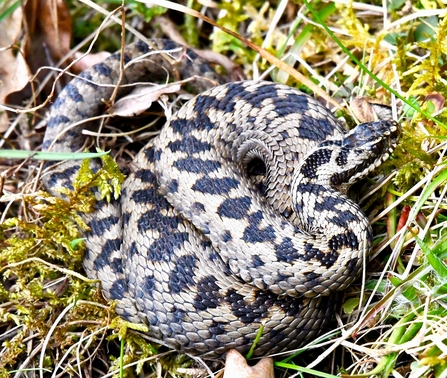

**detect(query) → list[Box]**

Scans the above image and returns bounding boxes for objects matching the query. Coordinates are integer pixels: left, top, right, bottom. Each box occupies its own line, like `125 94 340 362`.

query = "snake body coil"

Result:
42 40 400 357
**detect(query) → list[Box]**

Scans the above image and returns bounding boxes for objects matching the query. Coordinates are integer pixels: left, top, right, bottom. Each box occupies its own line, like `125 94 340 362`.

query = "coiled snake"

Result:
42 40 400 357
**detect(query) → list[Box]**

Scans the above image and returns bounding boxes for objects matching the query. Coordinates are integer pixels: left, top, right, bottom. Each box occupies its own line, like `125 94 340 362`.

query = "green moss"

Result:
0 156 127 373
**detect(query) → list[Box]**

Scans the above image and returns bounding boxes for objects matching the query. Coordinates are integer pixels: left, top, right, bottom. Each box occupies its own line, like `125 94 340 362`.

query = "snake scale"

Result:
42 40 400 357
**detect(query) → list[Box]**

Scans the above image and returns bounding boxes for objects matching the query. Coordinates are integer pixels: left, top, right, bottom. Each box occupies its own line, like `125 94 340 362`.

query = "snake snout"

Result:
359 119 400 163
341 119 400 185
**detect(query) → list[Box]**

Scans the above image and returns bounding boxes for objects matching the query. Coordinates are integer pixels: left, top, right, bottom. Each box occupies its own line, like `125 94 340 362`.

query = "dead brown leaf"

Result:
111 83 182 117
350 96 393 123
223 349 274 378
24 0 72 71
0 2 31 132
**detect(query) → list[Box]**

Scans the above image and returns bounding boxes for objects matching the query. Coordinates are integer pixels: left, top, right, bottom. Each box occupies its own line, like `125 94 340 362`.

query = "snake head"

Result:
344 119 400 182
294 119 401 190
329 119 401 187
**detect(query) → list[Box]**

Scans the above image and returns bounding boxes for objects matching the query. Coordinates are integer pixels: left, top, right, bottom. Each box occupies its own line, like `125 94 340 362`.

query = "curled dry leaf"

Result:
350 96 393 123
111 83 182 117
223 349 274 378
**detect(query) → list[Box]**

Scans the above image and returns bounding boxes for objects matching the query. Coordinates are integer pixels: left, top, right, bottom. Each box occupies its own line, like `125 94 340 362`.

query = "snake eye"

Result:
371 140 383 155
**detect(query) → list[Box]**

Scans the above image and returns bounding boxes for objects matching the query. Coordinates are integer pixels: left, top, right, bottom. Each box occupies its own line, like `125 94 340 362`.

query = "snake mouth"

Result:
364 119 401 167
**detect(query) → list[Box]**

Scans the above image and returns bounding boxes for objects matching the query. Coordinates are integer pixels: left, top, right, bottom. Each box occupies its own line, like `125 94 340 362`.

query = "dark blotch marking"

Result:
159 39 180 52
194 90 232 114
101 238 123 257
44 165 79 188
244 86 278 110
122 211 131 226
198 62 212 74
192 202 205 212
275 237 301 263
313 192 345 214
144 275 155 294
225 289 248 321
128 241 140 257
46 114 71 128
328 210 365 229
152 148 162 162
192 176 239 195
168 255 198 294
225 288 306 324
328 230 359 252
147 231 190 262
201 240 212 249
217 196 252 219
170 118 189 133
335 148 350 166
135 41 150 54
169 179 179 193
209 320 226 335
304 271 322 288
131 188 160 208
242 211 276 243
320 139 343 148
134 168 156 183
330 160 370 186
171 305 187 323
64 83 83 103
252 255 265 267
131 189 192 263
144 146 156 162
109 278 128 300
298 126 326 142
222 230 232 242
168 136 211 153
301 240 338 269
302 242 323 261
88 215 120 236
300 148 333 179
346 257 360 272
193 275 221 310
78 71 95 85
94 239 124 277
174 156 221 173
94 62 112 77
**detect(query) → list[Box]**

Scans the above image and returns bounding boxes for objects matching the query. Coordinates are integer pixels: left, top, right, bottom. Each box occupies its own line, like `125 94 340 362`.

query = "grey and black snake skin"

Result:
42 40 400 357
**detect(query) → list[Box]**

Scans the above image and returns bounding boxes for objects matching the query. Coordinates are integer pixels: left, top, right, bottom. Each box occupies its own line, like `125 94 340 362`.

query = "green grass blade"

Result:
0 150 109 160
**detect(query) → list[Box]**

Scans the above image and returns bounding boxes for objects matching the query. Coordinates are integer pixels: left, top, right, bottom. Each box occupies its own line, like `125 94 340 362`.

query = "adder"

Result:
42 39 400 357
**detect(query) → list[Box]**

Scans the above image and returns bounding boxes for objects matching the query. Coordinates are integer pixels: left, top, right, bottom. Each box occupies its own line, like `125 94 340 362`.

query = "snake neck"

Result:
291 170 373 256
290 118 400 236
